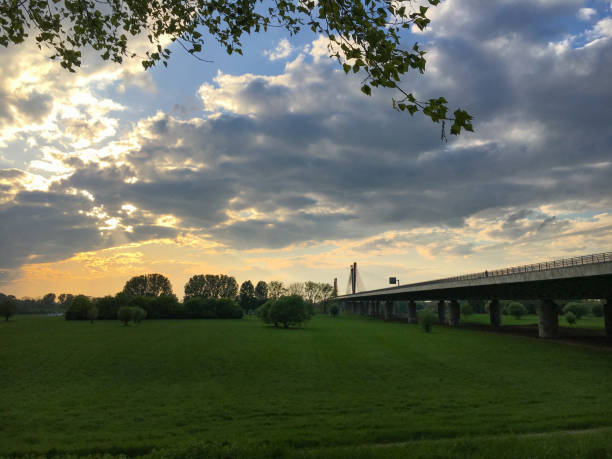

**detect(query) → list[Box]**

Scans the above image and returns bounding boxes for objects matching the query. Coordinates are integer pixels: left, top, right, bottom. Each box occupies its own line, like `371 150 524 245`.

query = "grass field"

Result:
461 313 605 329
2 315 612 457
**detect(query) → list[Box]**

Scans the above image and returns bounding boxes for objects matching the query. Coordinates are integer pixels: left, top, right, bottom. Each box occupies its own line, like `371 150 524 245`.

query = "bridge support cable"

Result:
489 299 502 327
537 299 560 338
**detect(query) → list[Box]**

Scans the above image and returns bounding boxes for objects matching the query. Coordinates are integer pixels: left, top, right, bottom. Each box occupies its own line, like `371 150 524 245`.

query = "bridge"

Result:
336 252 612 338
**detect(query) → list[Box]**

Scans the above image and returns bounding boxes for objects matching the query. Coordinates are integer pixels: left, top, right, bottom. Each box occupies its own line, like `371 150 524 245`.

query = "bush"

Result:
95 295 119 319
87 306 99 323
419 311 436 333
565 311 576 326
215 298 243 319
257 300 274 324
461 302 473 318
117 306 133 325
0 298 17 321
184 297 217 318
133 307 147 323
65 295 92 320
563 302 588 320
506 302 527 319
266 295 311 328
592 303 604 317
329 303 339 317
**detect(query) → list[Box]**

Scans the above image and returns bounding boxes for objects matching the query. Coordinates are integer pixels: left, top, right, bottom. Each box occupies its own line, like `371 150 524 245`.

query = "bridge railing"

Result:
417 252 612 287
344 252 612 296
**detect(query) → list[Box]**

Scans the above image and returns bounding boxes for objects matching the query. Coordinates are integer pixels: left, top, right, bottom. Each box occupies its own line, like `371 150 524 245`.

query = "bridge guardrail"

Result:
344 252 612 296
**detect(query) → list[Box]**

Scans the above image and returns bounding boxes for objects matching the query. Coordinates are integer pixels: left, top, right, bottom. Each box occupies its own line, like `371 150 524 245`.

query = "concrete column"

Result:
537 299 559 338
604 299 612 338
448 299 460 326
489 299 502 327
407 300 417 324
437 300 446 324
384 301 393 320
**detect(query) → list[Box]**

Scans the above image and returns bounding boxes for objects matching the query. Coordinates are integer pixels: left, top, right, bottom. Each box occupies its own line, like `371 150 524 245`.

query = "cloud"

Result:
264 39 294 61
1 1 612 291
578 7 597 20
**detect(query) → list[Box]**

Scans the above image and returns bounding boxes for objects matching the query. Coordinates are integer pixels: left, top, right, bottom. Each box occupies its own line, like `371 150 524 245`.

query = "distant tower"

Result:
333 278 338 296
351 262 357 294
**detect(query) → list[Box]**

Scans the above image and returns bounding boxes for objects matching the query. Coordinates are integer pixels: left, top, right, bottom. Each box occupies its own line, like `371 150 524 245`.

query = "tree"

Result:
96 295 119 320
239 280 256 311
565 311 577 326
87 306 99 324
506 302 527 320
286 282 305 297
267 295 312 328
255 281 268 301
0 1 472 136
42 293 56 305
267 281 285 300
563 302 588 320
592 303 604 317
123 274 173 297
0 298 17 321
65 295 93 320
329 303 339 318
133 307 147 323
184 274 239 300
58 293 74 305
461 302 473 318
117 306 133 325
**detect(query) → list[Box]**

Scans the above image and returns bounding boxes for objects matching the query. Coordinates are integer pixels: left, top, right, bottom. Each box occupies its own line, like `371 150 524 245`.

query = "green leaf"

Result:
361 84 371 96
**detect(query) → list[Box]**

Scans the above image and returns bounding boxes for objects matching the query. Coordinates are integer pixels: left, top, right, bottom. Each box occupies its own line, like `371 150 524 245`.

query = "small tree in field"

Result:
0 298 17 321
133 307 147 323
87 306 99 324
267 295 311 328
461 302 473 318
565 311 577 326
506 302 527 320
563 302 588 320
329 303 339 318
117 306 133 326
419 311 436 333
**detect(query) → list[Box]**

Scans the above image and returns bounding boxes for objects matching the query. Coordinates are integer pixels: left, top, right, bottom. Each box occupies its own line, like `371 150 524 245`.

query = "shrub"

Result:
419 311 436 333
95 295 119 319
117 306 133 325
506 302 527 319
257 300 274 324
565 311 577 326
329 303 339 317
266 295 311 328
0 298 17 321
215 298 243 319
563 302 588 320
65 295 92 320
87 306 99 324
461 302 473 318
592 303 603 317
184 297 216 318
132 306 147 323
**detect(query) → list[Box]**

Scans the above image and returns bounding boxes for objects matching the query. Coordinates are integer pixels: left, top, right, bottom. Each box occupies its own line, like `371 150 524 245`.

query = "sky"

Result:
1 0 611 299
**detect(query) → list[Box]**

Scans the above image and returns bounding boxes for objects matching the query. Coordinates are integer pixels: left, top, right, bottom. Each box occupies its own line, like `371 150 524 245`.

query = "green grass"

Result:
461 313 605 329
1 315 612 457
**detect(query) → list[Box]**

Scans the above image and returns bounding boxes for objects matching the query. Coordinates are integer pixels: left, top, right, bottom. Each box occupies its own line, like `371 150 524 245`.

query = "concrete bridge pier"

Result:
489 299 502 326
437 300 446 324
448 300 461 326
537 299 559 338
408 300 418 324
604 299 612 337
384 301 393 320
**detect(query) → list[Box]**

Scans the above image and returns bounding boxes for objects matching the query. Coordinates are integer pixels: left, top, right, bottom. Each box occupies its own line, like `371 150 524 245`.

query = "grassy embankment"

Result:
1 315 612 457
